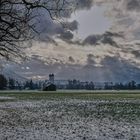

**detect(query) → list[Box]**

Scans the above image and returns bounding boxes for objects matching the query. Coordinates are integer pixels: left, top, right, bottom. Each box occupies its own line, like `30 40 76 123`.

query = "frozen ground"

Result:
0 92 140 140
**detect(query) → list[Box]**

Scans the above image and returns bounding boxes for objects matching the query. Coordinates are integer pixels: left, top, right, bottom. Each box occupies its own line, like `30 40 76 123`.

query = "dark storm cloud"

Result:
104 32 123 38
35 16 78 43
58 30 123 47
127 0 140 11
62 20 78 31
58 30 74 40
101 35 118 48
69 56 75 63
32 8 80 43
31 0 95 44
33 0 93 35
83 35 101 45
131 50 140 58
33 0 140 45
56 20 79 41
82 32 123 47
31 9 61 43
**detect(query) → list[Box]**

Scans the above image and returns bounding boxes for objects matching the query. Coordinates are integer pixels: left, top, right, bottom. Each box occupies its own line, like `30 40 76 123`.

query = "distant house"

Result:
43 74 57 91
43 83 56 91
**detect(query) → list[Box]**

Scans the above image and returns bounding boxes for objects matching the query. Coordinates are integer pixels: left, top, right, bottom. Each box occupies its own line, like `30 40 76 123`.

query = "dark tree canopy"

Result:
0 0 72 60
0 74 7 89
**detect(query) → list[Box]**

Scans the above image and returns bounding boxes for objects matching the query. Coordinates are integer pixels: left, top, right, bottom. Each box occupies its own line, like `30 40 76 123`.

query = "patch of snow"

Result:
0 96 15 100
0 99 140 139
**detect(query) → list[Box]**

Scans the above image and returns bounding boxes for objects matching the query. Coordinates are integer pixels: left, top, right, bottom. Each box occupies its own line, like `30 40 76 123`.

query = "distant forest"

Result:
0 74 140 90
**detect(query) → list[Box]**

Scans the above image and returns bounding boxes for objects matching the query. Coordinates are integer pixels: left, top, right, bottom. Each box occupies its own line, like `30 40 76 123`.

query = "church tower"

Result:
49 74 54 84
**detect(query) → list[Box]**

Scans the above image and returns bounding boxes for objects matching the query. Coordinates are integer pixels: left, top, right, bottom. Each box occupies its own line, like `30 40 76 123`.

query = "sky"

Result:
70 5 112 39
2 0 140 82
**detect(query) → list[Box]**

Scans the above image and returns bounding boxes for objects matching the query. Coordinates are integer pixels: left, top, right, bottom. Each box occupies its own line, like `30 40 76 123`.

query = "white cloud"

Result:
3 0 140 81
26 40 120 66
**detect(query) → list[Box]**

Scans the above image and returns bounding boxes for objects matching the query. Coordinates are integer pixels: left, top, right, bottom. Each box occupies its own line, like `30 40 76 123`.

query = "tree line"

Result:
0 74 42 90
66 80 95 90
0 74 140 90
66 79 140 90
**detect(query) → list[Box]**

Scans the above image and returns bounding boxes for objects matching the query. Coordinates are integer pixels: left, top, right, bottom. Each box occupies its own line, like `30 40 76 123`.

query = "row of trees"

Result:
104 81 139 90
0 74 42 90
0 74 140 90
66 79 140 90
67 80 95 90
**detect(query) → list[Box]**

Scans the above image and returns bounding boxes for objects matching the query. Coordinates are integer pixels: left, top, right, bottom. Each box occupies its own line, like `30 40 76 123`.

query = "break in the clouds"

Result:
3 0 140 82
34 0 140 43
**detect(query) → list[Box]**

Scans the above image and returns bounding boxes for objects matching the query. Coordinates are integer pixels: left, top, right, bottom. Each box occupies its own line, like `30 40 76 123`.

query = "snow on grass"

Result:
0 97 140 139
0 96 15 100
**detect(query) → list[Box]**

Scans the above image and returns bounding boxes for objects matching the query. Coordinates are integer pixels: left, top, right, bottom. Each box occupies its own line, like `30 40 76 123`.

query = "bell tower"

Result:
49 74 54 84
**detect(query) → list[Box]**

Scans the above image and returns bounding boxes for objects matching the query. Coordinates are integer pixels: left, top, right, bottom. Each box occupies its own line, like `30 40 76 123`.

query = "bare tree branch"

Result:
0 0 73 61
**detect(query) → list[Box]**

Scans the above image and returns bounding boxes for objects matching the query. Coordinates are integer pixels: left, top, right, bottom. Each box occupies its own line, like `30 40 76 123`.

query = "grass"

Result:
0 90 140 139
0 90 140 101
1 90 140 121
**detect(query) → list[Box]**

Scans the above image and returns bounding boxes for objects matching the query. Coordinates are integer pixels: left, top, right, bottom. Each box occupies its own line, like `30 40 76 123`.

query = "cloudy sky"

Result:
3 0 140 82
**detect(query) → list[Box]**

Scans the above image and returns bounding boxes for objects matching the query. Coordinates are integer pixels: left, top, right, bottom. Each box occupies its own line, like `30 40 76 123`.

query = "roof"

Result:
44 82 56 87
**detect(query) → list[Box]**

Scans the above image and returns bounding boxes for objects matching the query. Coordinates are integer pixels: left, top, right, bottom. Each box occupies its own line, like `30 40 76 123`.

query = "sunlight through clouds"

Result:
3 0 140 81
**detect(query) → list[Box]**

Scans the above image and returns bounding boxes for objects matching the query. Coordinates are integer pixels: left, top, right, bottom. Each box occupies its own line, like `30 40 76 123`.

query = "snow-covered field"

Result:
0 92 140 140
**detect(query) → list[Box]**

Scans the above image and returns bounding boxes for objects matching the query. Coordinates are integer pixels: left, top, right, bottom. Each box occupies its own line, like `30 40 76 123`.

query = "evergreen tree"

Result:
0 74 7 90
8 78 15 89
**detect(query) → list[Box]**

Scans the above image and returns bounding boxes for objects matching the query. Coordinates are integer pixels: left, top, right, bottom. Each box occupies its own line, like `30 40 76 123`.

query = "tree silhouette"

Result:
8 78 15 89
0 74 7 90
0 0 72 60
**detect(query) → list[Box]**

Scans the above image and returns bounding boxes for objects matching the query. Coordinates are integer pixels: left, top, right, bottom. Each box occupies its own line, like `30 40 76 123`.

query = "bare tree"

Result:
0 0 73 60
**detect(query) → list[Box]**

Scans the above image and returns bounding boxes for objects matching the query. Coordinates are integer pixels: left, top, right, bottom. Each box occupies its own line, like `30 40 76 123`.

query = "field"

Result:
0 90 140 140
